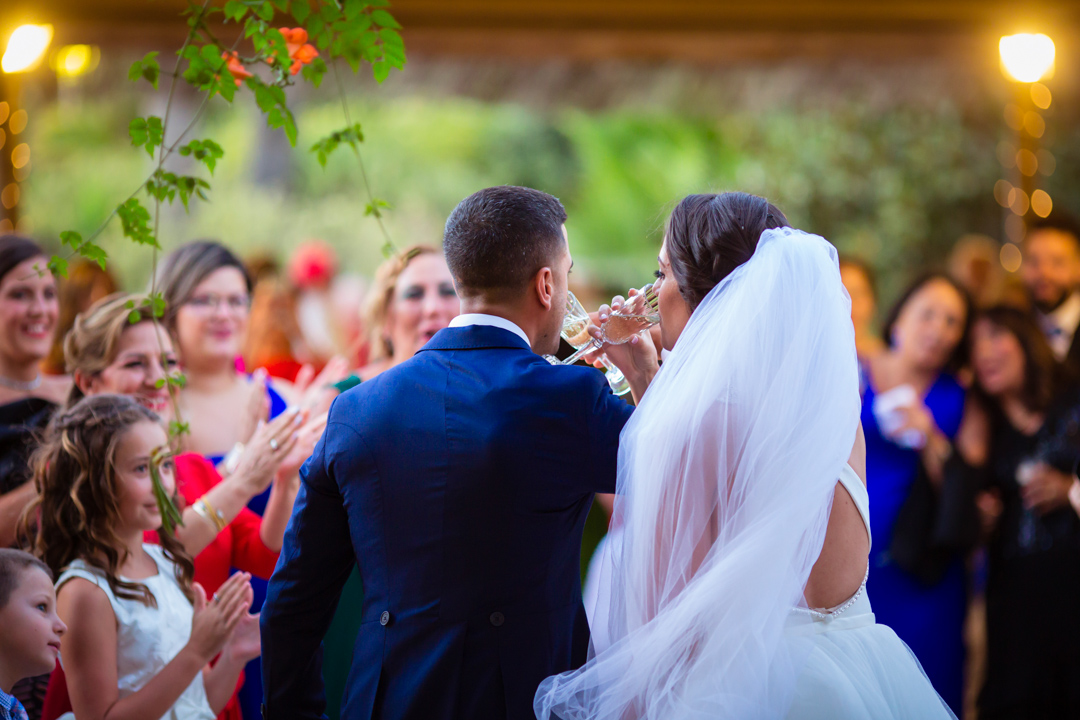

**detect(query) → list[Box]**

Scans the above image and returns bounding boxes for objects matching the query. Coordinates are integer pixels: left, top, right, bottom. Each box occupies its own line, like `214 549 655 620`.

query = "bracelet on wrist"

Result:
192 497 227 533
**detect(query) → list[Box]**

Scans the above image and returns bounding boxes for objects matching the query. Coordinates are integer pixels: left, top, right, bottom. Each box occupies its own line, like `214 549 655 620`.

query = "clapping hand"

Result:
222 610 261 665
188 573 253 664
292 356 351 416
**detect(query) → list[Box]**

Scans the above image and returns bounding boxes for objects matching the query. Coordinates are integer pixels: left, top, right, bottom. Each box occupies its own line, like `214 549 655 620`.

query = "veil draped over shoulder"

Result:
536 227 862 719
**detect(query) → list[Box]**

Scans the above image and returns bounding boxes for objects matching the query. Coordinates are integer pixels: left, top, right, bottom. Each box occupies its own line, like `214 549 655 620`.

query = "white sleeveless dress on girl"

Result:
783 465 955 718
55 544 215 720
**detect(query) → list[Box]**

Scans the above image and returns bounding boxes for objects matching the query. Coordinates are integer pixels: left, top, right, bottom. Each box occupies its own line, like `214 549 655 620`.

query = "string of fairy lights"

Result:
1 24 98 234
996 33 1058 273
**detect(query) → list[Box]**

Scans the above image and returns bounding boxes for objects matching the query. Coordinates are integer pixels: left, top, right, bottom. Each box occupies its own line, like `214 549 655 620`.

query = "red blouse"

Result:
42 452 280 720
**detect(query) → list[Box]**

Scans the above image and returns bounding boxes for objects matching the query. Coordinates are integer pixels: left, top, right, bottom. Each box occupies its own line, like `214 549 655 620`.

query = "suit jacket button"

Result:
489 612 505 627
380 611 391 626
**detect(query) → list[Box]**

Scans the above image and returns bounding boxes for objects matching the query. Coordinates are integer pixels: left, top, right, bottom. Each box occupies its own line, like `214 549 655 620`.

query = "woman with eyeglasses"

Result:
155 240 324 720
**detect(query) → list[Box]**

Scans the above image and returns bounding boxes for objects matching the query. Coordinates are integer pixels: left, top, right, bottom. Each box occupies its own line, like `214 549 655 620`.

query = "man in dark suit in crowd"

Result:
1021 211 1080 373
260 186 639 719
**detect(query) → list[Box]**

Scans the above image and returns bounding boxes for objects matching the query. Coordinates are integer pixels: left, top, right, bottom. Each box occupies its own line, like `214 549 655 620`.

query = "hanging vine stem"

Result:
50 0 408 394
331 61 396 257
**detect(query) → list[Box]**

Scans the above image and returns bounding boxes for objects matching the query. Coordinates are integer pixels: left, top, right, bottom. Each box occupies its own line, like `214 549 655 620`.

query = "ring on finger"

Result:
269 438 279 451
212 592 221 604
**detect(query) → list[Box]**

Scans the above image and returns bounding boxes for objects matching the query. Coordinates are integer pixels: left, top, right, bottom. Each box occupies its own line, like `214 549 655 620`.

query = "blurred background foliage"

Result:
19 64 1080 306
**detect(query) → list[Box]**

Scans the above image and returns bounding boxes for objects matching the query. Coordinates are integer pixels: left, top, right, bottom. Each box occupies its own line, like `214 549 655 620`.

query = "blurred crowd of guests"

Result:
0 235 462 720
1 209 1080 720
840 210 1080 719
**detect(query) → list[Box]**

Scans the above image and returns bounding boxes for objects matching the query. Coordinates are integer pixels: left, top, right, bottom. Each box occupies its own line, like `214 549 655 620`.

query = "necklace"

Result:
0 372 42 392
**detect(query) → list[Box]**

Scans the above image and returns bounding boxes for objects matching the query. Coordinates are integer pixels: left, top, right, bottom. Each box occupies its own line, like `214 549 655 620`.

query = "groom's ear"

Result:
533 266 555 311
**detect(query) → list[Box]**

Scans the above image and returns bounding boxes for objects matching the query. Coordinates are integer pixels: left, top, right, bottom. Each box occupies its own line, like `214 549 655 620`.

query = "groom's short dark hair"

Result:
443 186 567 298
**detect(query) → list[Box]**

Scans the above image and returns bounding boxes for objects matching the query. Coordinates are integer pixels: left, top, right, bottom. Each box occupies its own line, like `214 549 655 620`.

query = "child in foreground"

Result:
0 549 66 720
28 394 259 720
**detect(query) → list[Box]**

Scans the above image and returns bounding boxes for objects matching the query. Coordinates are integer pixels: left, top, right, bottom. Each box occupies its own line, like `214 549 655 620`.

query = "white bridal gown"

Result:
782 465 955 718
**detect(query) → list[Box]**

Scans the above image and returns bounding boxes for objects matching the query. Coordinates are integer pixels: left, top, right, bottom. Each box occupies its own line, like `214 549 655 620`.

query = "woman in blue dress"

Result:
157 241 309 720
861 273 983 714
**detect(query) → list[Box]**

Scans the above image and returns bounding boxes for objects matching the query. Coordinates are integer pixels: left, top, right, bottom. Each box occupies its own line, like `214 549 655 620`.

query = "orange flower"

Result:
222 51 252 87
278 27 319 75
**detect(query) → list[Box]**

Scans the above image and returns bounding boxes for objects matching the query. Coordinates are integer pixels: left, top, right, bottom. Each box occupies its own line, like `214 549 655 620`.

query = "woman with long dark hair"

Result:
969 306 1080 719
859 272 985 713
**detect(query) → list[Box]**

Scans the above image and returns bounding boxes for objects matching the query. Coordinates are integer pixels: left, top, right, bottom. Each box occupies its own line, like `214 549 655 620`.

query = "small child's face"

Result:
0 568 66 678
115 420 175 533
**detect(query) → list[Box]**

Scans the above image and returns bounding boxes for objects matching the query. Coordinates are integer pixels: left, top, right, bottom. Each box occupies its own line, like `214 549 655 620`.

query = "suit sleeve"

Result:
585 375 635 494
260 418 356 719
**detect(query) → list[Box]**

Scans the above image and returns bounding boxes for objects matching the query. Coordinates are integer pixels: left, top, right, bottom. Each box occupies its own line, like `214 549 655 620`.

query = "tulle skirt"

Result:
784 610 956 719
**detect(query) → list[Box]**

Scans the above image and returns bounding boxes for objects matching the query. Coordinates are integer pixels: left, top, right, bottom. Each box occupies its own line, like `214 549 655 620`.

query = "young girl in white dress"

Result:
27 394 260 720
537 193 954 719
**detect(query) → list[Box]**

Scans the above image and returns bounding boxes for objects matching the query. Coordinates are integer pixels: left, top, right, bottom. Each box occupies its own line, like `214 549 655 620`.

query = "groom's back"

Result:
332 324 630 719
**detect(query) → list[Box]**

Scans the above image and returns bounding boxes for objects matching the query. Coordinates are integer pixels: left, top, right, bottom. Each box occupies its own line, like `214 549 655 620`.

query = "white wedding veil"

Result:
536 227 862 719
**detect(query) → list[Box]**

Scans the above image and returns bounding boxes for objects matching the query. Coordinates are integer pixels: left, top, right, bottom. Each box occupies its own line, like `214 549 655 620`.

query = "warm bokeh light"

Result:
1037 149 1056 176
54 44 100 78
2 24 54 74
8 109 27 134
1016 148 1038 176
999 34 1055 83
1000 242 1023 273
1009 187 1030 216
11 143 29 169
0 183 20 210
1023 111 1045 138
994 179 1013 207
1031 83 1052 109
1031 189 1053 218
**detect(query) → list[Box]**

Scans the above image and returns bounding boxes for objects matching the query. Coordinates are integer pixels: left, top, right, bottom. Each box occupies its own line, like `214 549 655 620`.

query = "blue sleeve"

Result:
586 375 635 494
260 419 356 719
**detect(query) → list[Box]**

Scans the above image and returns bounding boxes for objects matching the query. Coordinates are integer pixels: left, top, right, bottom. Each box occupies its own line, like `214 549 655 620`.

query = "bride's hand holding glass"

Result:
594 288 660 399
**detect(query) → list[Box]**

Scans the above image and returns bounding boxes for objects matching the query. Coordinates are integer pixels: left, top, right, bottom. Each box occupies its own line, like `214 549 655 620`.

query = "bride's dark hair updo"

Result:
666 192 790 311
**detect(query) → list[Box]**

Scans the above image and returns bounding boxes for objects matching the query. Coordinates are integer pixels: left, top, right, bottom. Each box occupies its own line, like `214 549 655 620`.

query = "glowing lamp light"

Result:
54 45 99 78
999 34 1055 83
2 25 54 74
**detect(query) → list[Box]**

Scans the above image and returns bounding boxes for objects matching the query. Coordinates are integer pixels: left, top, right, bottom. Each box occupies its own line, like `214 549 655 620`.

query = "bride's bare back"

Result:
804 423 870 610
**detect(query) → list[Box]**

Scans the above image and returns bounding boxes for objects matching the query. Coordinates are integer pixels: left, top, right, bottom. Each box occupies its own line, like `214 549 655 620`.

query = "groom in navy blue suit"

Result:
260 186 635 719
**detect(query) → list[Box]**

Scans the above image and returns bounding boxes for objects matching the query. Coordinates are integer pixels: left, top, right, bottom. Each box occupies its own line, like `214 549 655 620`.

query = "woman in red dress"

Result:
41 293 323 720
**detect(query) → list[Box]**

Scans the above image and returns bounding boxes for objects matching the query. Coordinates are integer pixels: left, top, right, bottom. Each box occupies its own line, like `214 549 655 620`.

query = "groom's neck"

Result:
459 296 541 350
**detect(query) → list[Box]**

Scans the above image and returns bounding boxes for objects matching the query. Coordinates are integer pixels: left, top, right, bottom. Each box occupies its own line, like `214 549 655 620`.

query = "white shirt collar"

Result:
449 313 531 346
1046 290 1080 336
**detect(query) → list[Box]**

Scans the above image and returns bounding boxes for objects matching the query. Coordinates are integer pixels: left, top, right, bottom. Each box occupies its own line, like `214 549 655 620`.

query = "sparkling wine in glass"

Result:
553 292 630 396
557 283 660 367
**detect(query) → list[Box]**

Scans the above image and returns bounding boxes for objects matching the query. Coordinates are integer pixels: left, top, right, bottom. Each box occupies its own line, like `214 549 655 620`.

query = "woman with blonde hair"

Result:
357 245 460 379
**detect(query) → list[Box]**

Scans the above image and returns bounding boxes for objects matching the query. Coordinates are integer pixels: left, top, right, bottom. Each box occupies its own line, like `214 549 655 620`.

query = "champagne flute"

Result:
550 291 630 396
556 283 660 367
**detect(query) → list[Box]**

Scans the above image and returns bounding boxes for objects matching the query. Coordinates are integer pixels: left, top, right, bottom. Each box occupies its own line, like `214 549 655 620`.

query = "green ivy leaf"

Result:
129 116 164 157
59 230 82 250
79 242 109 270
128 51 160 89
224 0 248 21
364 198 391 217
256 1 275 21
151 294 167 318
129 309 143 324
372 59 389 83
291 0 310 23
371 9 402 29
47 255 68 278
117 197 157 247
179 139 225 174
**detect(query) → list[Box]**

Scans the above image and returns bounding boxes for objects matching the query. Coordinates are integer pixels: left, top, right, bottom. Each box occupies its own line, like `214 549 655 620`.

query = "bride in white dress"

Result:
535 192 954 719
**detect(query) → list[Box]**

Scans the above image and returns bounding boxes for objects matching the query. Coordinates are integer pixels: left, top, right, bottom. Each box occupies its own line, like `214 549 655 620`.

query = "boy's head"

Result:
0 549 66 692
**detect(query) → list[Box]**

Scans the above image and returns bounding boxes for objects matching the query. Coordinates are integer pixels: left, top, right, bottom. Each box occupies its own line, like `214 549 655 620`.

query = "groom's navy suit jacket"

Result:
260 324 633 720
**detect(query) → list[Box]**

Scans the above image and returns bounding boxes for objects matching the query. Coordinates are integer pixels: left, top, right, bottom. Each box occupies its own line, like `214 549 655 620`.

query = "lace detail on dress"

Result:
792 567 870 621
